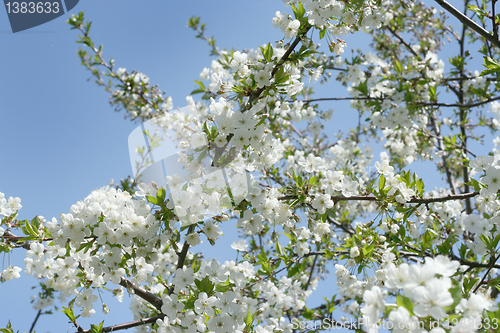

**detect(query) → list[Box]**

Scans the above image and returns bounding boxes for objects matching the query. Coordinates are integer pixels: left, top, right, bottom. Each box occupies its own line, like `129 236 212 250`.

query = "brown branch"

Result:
301 97 385 104
434 0 500 48
385 26 420 58
2 230 33 250
473 252 500 293
304 254 318 291
119 278 163 310
29 310 42 333
280 192 478 204
493 0 499 40
80 314 165 333
166 224 196 295
460 257 500 270
300 95 500 108
176 224 195 271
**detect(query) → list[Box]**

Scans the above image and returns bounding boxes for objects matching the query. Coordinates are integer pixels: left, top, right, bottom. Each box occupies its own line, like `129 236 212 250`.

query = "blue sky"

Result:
0 1 466 332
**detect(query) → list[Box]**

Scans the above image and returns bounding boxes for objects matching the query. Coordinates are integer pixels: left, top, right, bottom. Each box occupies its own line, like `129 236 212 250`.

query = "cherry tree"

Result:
3 0 500 332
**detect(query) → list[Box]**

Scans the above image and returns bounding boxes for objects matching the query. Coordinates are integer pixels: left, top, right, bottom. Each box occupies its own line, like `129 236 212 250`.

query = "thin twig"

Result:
385 25 420 58
472 253 500 293
304 254 318 291
29 310 42 333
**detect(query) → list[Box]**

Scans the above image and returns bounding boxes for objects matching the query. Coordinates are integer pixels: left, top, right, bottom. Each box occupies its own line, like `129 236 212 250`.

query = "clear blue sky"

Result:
0 1 461 332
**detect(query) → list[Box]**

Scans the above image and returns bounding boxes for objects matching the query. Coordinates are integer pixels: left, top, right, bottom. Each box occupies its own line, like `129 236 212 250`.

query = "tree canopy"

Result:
3 0 500 332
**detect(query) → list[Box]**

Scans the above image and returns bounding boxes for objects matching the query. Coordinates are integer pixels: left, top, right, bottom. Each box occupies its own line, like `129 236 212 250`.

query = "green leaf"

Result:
288 263 301 277
275 241 283 255
260 42 273 62
449 56 465 70
379 175 386 192
23 220 39 237
244 309 253 326
416 179 424 195
156 188 166 203
428 85 437 101
394 60 403 73
31 216 41 232
191 80 207 95
0 243 13 253
0 321 14 333
463 277 479 294
215 280 231 293
146 196 159 205
480 56 500 76
319 28 326 39
62 306 76 322
90 321 104 333
396 294 414 315
194 276 214 294
466 5 481 14
194 80 205 90
353 80 368 95
362 243 375 256
449 286 463 307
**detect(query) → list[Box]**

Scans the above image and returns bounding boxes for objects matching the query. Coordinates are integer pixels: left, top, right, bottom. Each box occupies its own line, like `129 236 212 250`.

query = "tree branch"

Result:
29 310 42 333
119 278 163 310
473 252 500 293
301 97 385 104
385 25 420 58
281 192 478 204
300 95 500 108
80 314 165 333
434 0 500 48
417 95 500 108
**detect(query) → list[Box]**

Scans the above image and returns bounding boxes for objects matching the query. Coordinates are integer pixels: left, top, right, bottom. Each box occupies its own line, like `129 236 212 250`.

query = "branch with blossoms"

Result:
5 1 500 333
